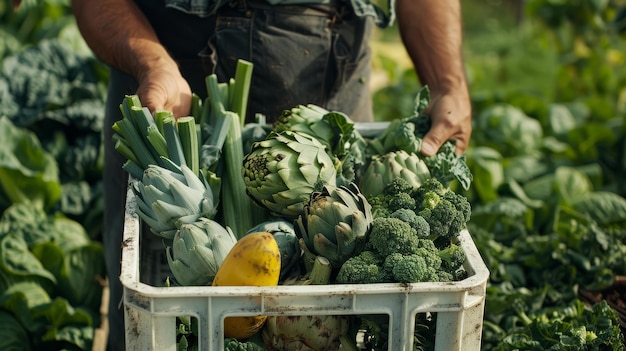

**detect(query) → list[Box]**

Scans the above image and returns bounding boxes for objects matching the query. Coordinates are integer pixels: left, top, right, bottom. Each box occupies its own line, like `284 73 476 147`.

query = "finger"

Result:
420 128 447 157
164 98 192 119
135 87 163 115
452 135 469 156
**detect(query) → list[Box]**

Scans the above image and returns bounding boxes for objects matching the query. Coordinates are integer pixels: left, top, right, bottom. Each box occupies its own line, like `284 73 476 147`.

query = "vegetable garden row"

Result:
1 0 626 350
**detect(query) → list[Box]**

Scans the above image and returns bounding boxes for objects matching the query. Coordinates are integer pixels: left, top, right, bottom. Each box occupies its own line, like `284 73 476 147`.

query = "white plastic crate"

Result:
120 188 490 351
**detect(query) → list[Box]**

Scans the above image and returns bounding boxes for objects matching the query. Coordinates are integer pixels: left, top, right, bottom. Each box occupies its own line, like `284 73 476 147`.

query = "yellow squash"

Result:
212 231 281 339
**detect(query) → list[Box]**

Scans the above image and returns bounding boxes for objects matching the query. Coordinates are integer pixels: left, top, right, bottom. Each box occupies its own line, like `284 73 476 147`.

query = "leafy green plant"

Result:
0 203 105 350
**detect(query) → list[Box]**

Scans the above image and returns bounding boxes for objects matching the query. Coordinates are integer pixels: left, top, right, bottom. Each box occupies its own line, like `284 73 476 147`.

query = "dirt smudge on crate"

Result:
122 237 133 248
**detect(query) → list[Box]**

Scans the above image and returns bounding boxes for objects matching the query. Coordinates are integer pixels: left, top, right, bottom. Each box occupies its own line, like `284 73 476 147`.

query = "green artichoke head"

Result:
295 183 373 270
262 314 349 351
134 164 218 240
261 256 350 350
166 217 237 286
242 130 337 220
358 150 431 198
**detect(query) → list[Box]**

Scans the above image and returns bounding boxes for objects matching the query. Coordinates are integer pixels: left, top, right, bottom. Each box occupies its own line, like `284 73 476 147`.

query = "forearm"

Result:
71 0 179 82
396 0 468 96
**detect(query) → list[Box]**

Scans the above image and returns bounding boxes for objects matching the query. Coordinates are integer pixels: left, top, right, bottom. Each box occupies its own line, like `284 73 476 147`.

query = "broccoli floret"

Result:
336 250 385 284
412 178 447 204
391 209 430 238
417 238 437 251
367 194 392 219
388 192 416 211
379 238 468 284
368 178 419 218
415 246 442 270
443 191 471 223
389 253 440 283
384 177 415 195
452 269 469 281
366 217 419 257
417 184 469 246
437 270 454 282
381 252 404 281
438 243 466 272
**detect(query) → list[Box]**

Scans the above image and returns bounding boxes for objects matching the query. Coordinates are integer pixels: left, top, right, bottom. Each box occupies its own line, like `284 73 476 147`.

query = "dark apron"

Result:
203 0 374 122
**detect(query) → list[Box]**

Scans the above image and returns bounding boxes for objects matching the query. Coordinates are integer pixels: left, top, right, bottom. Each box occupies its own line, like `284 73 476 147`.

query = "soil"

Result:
578 275 626 336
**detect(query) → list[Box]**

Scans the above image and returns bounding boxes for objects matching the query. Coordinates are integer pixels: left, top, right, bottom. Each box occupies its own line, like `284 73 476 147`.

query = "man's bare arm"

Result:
72 0 191 116
396 0 472 155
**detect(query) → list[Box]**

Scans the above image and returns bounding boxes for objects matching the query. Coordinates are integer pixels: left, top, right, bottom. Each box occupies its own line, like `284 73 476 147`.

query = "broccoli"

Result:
417 237 437 251
336 250 385 284
390 209 430 238
414 179 470 246
412 178 447 204
388 192 416 212
367 178 418 218
339 177 471 285
438 243 466 272
414 246 442 270
443 190 472 223
381 252 404 280
388 253 440 283
341 221 469 284
384 177 415 195
366 217 419 257
380 243 466 284
367 194 392 218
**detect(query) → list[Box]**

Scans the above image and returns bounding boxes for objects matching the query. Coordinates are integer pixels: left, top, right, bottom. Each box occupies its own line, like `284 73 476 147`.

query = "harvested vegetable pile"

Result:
114 60 477 350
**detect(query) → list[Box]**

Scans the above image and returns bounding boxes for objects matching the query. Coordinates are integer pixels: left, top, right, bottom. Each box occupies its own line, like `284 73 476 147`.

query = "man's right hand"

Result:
136 66 193 118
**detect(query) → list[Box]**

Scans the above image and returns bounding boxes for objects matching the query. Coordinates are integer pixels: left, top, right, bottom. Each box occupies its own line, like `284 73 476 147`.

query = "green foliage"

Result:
374 1 626 349
0 203 105 351
0 117 62 211
0 38 107 237
0 309 31 351
492 300 625 351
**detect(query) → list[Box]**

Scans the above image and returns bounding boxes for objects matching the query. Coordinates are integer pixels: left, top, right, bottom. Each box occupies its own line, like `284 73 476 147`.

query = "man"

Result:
72 0 471 349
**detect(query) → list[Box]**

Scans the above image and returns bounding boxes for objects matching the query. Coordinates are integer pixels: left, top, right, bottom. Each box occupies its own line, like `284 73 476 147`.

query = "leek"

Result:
177 116 199 176
230 59 254 126
205 60 268 239
162 117 186 168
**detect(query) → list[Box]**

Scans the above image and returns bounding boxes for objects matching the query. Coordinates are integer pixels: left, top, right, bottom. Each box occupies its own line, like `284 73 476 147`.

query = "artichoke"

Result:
242 130 337 220
246 219 303 281
295 183 373 270
261 257 351 351
133 164 218 240
166 217 237 286
274 105 368 187
262 314 349 351
358 150 431 198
